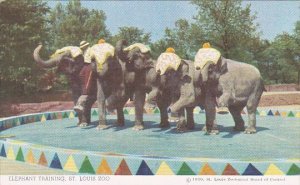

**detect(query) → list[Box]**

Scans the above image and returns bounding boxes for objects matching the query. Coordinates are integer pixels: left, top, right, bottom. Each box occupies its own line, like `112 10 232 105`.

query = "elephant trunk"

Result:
33 45 59 68
115 39 128 61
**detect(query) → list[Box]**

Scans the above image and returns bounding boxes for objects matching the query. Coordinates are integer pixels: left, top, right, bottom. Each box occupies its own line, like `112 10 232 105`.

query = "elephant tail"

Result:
261 78 267 92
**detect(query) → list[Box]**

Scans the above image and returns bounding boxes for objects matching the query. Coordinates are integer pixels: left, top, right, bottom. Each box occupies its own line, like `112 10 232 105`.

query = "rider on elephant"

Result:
74 39 114 112
73 40 97 114
194 42 229 114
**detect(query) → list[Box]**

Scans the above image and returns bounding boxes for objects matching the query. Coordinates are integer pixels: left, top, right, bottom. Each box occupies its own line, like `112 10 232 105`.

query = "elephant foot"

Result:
168 116 179 122
97 123 109 130
176 121 187 132
79 122 88 127
132 124 144 131
159 122 170 128
217 107 229 114
233 125 245 132
202 125 219 135
187 123 195 130
244 127 256 134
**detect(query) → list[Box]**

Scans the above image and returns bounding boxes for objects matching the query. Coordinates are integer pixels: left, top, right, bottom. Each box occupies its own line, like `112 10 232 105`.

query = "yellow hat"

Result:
202 42 211 48
165 47 175 53
98 39 105 44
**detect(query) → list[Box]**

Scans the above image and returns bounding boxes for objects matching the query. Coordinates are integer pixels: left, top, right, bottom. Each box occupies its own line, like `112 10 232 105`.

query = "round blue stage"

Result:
0 108 299 175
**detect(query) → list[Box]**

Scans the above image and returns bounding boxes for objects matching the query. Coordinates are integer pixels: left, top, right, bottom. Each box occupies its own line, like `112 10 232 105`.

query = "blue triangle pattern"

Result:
242 163 262 175
20 117 25 125
267 110 274 116
47 114 52 120
50 153 62 169
136 160 153 175
0 144 6 157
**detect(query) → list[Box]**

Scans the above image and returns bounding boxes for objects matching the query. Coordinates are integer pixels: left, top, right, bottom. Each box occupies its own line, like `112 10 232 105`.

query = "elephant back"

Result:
194 48 221 69
156 52 181 75
51 46 83 58
89 43 115 72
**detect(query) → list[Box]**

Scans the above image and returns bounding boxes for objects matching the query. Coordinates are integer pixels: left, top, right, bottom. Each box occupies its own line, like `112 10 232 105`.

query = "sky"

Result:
48 1 300 42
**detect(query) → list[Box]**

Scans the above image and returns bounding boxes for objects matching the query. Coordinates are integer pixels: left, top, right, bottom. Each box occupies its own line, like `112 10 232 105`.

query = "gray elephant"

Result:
194 44 265 134
33 45 96 126
33 44 128 129
116 44 198 131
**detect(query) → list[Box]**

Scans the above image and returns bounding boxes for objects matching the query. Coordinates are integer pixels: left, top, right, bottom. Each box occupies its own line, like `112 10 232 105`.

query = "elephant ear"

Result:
180 60 193 83
217 57 228 75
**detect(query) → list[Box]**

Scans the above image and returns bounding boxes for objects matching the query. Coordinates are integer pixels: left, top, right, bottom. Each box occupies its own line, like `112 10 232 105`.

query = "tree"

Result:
191 0 259 60
152 19 205 59
111 26 151 45
0 0 50 97
48 0 111 50
261 31 299 84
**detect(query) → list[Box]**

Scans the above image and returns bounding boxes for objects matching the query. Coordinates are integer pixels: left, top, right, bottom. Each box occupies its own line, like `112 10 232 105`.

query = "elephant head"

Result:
115 40 153 71
195 57 227 84
33 44 84 75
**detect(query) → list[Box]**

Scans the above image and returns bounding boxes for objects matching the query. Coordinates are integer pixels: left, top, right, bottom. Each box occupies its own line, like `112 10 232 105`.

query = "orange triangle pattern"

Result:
97 159 113 175
199 163 216 175
26 149 35 164
38 152 48 166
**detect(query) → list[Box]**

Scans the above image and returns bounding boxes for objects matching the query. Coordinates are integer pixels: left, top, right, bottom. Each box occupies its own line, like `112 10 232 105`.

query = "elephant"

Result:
195 57 265 134
146 59 198 131
115 42 200 131
33 45 96 126
33 44 128 130
88 42 130 130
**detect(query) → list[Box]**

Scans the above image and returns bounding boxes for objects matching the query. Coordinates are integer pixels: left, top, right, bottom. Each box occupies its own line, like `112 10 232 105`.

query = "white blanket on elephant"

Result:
51 46 83 59
88 43 115 72
194 48 221 69
156 53 181 75
123 43 150 53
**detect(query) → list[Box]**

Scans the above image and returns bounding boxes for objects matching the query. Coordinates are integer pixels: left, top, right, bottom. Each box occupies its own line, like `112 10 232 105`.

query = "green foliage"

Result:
0 0 299 102
191 0 259 60
151 19 205 59
261 32 300 84
111 26 151 46
0 0 50 98
48 0 111 50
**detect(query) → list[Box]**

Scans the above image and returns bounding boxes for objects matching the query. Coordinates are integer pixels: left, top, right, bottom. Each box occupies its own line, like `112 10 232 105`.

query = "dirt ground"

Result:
1 91 299 118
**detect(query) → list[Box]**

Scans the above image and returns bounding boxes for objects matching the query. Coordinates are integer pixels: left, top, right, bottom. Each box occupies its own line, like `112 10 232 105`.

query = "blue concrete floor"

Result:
1 114 299 160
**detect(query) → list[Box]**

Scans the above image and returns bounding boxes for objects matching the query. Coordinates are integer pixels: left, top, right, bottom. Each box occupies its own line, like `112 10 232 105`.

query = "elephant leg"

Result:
157 97 170 128
75 95 88 127
96 79 108 130
245 106 257 134
82 95 96 126
70 78 82 125
147 87 160 106
216 92 231 114
228 105 245 131
245 90 263 134
169 76 195 113
133 88 146 131
203 91 219 134
176 108 187 132
186 107 195 130
115 96 128 127
116 106 125 127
